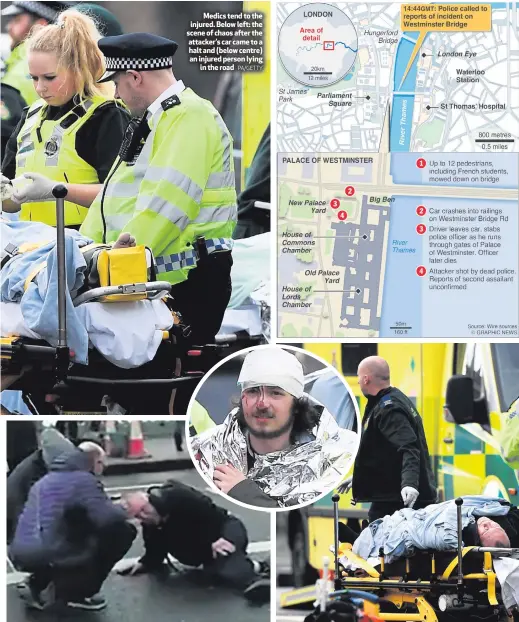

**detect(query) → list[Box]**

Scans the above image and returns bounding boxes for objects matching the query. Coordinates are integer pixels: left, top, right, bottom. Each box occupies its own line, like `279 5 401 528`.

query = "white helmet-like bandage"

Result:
238 347 304 398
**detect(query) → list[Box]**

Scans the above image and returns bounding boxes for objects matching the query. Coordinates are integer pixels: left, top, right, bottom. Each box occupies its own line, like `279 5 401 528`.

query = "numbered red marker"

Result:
416 158 427 169
330 198 340 209
416 224 426 235
416 265 427 277
337 210 348 221
344 186 355 196
416 205 427 216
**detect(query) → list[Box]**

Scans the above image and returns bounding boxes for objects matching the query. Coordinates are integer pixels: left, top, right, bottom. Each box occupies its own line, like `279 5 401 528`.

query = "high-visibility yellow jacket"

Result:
16 96 111 226
190 400 216 435
500 397 519 468
2 42 39 107
80 87 237 285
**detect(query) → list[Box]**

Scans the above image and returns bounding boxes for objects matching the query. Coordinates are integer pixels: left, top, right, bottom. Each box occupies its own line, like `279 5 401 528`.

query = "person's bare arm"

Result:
8 173 102 209
1 175 20 212
1 198 20 213
63 183 102 208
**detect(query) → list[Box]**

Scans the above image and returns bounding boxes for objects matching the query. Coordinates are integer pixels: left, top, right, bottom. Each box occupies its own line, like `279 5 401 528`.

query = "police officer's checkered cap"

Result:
105 56 173 71
98 32 178 74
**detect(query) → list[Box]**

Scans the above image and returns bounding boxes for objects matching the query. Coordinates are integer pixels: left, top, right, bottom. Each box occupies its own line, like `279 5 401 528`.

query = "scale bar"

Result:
474 139 514 143
303 71 332 75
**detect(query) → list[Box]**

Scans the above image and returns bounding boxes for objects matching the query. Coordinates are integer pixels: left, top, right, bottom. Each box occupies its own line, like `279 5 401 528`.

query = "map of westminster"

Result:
277 2 519 339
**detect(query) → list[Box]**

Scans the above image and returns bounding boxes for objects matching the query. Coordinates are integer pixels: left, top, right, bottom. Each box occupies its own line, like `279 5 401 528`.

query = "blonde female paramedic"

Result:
1 9 130 228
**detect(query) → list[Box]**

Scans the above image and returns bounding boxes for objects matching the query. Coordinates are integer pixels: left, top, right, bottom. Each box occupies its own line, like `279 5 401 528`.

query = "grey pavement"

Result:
74 422 193 475
7 469 271 622
105 437 193 475
7 571 271 622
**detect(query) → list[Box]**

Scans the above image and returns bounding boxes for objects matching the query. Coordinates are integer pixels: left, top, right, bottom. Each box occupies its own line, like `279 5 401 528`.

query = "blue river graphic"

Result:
390 32 422 152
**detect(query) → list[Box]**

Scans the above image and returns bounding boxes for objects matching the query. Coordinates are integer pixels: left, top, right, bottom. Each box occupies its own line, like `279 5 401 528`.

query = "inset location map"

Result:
277 2 519 339
277 2 519 152
278 3 358 87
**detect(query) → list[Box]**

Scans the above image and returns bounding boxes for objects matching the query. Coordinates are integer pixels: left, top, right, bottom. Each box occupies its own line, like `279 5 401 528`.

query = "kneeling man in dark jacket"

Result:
121 480 270 603
10 443 136 612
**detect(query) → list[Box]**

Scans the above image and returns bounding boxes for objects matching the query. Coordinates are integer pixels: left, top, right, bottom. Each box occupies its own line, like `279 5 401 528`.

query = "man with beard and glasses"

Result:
191 347 359 508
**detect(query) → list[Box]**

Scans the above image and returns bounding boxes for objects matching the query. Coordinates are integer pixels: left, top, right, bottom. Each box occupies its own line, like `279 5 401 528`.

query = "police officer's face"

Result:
124 494 161 525
136 502 161 525
357 364 369 396
113 72 147 116
241 385 295 440
28 51 76 105
7 13 42 49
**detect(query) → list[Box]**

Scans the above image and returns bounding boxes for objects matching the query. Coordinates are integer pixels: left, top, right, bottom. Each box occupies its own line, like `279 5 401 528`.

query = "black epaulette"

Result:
161 95 181 111
26 103 44 118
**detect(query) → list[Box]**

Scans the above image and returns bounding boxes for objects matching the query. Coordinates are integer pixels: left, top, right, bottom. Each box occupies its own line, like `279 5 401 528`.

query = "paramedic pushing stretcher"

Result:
8 32 237 346
339 356 437 523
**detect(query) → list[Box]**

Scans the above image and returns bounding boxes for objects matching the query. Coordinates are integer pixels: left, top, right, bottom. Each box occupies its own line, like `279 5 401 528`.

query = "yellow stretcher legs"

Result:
382 594 438 622
483 551 498 606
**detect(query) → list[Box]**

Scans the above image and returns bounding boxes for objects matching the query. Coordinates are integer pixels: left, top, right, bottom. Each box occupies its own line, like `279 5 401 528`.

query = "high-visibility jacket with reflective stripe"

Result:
2 42 39 107
80 87 237 285
16 96 111 226
190 400 216 435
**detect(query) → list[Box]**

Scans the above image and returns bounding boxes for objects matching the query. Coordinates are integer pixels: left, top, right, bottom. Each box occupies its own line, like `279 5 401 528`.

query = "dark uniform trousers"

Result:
172 250 233 345
170 251 232 416
203 516 257 589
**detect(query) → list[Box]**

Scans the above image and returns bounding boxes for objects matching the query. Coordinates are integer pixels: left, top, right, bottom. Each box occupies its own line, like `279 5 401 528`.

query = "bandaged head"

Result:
238 347 304 398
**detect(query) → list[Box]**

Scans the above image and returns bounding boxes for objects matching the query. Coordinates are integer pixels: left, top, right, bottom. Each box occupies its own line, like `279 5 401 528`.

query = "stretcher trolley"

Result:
281 495 519 622
1 185 221 415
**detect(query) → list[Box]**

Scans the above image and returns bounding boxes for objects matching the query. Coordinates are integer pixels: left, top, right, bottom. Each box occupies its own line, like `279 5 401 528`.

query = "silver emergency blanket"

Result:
192 399 359 507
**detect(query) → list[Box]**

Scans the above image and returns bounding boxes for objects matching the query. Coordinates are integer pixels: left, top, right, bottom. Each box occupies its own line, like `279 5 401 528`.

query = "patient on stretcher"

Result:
1 218 172 367
340 513 514 550
337 497 519 614
337 496 519 566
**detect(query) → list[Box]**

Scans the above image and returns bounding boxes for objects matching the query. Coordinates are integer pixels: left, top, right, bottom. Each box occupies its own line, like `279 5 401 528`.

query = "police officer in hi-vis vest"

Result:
87 33 237 345
1 8 130 227
11 32 237 345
